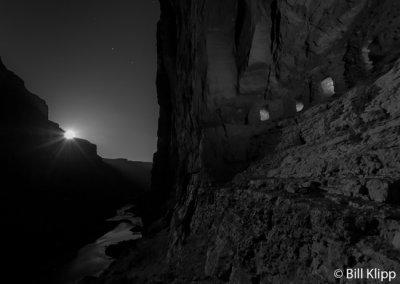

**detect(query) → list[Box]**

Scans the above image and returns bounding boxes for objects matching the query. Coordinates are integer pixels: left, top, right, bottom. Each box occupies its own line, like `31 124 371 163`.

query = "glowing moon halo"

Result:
64 130 76 140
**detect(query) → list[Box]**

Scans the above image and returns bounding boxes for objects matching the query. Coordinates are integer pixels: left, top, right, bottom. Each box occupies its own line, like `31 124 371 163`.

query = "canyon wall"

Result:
105 0 400 283
151 0 400 239
0 58 140 282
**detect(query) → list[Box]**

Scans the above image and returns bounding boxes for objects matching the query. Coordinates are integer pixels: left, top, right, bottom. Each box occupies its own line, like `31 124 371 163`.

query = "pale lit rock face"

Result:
320 77 335 97
259 108 270 121
296 101 304 112
362 42 374 71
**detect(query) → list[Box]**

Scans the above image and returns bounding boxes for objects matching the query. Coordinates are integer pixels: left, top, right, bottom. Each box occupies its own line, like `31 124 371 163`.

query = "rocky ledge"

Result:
100 45 400 284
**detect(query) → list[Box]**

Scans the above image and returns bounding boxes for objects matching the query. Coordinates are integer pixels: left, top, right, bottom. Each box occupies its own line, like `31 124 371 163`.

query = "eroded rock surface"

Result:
100 0 400 283
101 56 400 284
149 0 400 211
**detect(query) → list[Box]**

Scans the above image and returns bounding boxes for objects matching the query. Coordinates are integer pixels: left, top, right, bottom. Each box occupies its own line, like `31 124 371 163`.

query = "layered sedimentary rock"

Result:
164 58 400 283
104 58 400 284
151 0 400 211
100 0 400 283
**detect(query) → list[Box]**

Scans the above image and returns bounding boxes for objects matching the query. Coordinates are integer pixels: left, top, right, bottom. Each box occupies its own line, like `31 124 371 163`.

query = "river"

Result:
60 205 142 283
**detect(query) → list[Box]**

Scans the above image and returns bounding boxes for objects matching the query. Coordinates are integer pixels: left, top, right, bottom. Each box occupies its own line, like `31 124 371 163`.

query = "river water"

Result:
61 205 142 283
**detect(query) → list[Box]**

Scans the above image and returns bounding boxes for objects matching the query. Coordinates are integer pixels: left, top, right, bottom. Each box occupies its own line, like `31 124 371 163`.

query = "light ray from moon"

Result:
64 130 77 140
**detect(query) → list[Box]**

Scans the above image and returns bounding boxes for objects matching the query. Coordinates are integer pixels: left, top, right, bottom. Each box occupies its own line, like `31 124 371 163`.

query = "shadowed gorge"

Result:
0 58 151 282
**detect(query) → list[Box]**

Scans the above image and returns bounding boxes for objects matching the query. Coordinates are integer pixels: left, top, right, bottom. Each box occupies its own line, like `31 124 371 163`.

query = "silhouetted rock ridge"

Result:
0 58 142 283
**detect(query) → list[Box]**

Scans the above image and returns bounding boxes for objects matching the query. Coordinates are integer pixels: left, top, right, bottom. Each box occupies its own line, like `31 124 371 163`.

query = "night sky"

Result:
0 0 159 162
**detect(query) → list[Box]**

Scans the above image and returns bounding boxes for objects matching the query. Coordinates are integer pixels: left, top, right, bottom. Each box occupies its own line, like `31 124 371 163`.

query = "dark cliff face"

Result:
0 57 49 126
152 0 400 233
0 59 139 282
114 0 400 283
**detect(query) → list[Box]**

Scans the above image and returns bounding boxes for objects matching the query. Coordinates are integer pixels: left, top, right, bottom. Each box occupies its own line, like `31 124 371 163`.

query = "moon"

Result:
64 130 76 140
